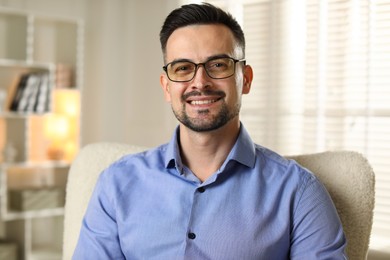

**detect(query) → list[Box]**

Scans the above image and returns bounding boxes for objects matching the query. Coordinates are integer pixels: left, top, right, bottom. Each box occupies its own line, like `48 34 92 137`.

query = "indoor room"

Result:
0 0 388 259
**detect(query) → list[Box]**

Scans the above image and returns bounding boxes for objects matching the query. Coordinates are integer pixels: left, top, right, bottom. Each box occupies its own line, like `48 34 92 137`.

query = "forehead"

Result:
165 24 236 61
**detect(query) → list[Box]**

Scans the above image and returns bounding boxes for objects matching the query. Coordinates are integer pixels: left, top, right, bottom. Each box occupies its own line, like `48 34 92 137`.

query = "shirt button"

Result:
197 187 205 193
188 232 196 240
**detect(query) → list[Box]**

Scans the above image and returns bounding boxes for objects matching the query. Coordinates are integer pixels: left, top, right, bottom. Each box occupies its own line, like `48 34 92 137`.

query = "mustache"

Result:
182 90 226 101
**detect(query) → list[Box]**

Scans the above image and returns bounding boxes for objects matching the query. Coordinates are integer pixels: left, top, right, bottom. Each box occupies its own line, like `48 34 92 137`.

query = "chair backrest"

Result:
287 152 375 260
62 143 375 260
62 142 147 260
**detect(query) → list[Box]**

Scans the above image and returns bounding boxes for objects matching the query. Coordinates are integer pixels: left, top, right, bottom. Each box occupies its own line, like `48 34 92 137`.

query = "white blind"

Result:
241 0 390 246
183 0 390 247
369 0 390 240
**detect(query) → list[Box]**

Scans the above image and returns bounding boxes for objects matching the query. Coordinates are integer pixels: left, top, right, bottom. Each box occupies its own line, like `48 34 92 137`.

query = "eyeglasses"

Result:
163 57 246 82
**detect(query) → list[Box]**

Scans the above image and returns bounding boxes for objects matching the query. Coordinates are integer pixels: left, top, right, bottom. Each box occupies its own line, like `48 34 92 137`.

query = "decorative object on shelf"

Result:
2 142 17 163
44 89 80 162
9 187 65 211
44 115 68 161
56 63 74 89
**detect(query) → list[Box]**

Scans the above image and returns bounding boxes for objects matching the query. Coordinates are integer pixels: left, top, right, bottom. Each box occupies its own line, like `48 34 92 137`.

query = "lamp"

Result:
45 115 68 160
44 89 80 161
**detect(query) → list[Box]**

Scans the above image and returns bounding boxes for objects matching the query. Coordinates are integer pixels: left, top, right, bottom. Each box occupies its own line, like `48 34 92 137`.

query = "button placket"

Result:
185 186 206 245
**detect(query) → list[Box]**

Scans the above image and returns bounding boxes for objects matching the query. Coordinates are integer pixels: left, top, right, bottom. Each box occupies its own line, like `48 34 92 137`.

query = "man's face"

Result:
160 24 251 132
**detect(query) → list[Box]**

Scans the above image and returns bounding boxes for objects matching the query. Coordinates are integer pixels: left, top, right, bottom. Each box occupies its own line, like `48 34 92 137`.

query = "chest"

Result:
114 169 294 259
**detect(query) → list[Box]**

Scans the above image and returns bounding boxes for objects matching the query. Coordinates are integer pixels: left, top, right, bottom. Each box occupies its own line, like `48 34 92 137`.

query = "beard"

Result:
172 90 241 132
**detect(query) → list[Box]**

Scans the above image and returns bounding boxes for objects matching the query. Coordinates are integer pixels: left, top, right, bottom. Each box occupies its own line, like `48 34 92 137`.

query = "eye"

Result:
171 62 195 74
176 65 190 72
215 62 226 68
207 59 229 70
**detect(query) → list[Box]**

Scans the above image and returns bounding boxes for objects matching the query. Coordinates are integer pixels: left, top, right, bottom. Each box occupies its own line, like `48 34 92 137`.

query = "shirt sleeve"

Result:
290 168 347 260
72 170 125 260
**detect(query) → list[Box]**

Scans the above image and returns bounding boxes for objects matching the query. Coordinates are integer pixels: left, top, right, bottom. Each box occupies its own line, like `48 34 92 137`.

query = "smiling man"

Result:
73 3 347 259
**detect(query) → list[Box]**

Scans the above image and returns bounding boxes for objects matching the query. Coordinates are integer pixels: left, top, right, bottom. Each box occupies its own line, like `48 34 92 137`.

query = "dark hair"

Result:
160 3 245 60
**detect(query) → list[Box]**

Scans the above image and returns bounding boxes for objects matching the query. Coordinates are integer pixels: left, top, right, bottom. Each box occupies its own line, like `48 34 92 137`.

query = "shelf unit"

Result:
0 7 83 260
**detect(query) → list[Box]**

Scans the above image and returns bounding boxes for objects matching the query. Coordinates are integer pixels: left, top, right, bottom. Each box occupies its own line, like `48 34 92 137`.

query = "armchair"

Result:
62 143 375 260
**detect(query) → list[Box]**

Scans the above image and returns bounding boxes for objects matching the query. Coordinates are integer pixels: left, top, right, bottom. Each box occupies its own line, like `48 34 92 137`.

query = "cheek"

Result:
167 88 185 107
236 71 247 93
163 84 177 103
231 76 244 98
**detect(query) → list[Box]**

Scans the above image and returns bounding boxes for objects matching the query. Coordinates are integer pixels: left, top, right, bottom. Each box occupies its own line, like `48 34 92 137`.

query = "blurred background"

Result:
0 0 389 259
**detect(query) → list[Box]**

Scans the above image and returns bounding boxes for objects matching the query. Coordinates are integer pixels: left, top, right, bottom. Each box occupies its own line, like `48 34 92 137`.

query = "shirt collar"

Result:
164 123 256 171
225 124 256 168
164 127 182 170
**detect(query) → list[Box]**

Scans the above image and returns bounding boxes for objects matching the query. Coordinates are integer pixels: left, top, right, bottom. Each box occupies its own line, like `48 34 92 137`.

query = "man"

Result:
73 3 346 259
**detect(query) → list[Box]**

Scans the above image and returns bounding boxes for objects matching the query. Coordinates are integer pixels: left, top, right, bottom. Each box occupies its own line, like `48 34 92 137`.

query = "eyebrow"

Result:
167 54 232 66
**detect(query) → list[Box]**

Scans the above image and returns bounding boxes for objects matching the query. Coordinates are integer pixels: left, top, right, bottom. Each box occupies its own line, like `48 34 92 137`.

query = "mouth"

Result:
189 99 220 105
183 90 225 106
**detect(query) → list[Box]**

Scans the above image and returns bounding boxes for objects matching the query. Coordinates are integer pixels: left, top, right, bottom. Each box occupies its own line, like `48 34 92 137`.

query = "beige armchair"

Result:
62 143 375 260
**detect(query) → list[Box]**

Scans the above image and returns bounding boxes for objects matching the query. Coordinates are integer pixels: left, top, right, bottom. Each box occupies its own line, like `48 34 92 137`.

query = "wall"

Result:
122 0 178 147
0 0 180 148
83 0 178 147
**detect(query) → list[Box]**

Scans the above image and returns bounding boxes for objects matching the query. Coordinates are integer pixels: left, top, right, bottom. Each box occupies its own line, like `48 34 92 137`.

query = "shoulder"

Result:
97 143 169 189
253 145 335 213
110 143 168 167
251 144 326 203
254 144 315 182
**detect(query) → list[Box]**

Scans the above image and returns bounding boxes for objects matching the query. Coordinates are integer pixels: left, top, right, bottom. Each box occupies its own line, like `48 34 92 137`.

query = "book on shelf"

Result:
34 74 50 113
56 63 74 88
9 73 51 114
18 74 40 112
9 74 29 112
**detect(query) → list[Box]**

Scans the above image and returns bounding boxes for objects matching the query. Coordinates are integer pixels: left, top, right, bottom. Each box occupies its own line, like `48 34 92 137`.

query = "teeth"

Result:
191 100 216 105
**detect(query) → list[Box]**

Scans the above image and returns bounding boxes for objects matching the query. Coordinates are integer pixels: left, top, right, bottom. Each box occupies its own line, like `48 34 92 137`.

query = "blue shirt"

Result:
73 125 346 259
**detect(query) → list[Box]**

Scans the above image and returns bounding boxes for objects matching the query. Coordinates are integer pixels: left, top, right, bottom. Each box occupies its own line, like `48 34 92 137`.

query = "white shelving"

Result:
0 7 83 260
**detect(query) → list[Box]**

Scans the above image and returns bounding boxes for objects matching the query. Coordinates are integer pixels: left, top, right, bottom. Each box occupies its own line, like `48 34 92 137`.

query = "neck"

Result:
179 119 241 182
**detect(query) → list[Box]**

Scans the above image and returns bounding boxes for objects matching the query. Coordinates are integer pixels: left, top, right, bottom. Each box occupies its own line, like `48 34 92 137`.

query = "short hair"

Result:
160 3 245 61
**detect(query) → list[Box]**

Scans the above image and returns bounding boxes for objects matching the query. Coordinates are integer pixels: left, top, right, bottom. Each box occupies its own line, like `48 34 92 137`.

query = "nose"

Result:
191 65 211 89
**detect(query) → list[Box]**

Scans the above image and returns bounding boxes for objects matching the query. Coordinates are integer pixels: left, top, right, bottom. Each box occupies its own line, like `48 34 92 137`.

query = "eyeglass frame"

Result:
162 56 246 82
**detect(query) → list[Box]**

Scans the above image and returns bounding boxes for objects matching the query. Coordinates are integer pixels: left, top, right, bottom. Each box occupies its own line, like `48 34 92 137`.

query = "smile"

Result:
190 99 218 105
183 90 226 106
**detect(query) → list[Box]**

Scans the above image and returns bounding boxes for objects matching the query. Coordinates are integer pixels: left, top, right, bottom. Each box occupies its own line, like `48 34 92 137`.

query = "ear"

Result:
160 73 172 102
242 65 253 95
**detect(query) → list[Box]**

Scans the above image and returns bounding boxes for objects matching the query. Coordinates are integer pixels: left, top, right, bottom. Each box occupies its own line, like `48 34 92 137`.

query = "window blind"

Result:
369 0 390 241
243 0 390 247
183 0 390 248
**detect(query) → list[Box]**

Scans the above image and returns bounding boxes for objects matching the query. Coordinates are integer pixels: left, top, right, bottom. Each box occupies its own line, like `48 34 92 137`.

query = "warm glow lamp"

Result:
45 114 69 160
44 89 80 161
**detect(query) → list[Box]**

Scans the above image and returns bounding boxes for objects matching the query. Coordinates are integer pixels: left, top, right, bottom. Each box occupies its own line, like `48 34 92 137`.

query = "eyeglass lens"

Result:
166 57 236 82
